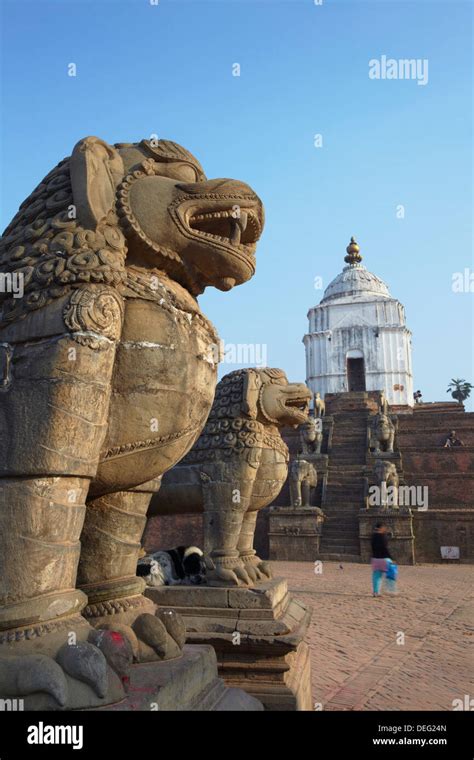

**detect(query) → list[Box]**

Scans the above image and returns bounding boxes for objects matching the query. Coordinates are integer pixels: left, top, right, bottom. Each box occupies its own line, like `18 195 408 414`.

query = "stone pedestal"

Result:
146 578 313 711
268 506 325 561
96 645 263 711
359 508 415 564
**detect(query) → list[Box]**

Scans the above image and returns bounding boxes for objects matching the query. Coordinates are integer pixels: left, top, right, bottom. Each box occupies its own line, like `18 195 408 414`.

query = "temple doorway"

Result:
347 357 366 392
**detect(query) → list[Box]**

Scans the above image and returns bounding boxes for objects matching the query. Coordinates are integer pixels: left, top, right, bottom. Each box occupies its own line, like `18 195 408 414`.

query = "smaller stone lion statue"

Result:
289 458 317 507
299 416 323 455
369 412 397 454
314 392 325 418
149 368 311 585
371 459 399 508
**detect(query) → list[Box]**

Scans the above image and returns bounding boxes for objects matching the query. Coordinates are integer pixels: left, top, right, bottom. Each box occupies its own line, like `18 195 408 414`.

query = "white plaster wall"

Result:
304 296 414 406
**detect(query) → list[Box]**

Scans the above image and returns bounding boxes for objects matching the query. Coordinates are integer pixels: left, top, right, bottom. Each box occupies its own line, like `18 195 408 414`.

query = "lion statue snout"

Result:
242 368 312 428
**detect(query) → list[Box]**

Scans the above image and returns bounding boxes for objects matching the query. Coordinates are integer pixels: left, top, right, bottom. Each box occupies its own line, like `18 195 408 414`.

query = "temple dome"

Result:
320 237 390 303
321 261 390 303
304 236 413 407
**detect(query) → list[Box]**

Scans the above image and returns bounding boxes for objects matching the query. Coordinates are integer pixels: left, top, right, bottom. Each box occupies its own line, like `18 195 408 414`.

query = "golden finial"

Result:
344 236 362 265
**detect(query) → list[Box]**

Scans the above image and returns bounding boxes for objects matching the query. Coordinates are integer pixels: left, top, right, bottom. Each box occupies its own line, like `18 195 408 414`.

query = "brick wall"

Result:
143 513 204 552
397 405 474 561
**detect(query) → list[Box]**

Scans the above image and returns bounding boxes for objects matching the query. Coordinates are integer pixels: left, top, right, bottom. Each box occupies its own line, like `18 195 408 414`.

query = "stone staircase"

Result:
318 405 369 561
316 397 474 564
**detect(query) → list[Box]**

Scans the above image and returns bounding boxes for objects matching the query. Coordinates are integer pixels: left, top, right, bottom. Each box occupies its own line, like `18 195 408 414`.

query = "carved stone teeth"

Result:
247 214 259 232
230 219 240 246
230 214 249 246
191 210 231 222
190 209 254 226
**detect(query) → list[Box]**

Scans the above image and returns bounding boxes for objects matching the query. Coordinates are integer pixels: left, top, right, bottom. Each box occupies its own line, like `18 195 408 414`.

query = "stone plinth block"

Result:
146 578 313 711
95 644 263 711
268 506 325 561
359 508 415 565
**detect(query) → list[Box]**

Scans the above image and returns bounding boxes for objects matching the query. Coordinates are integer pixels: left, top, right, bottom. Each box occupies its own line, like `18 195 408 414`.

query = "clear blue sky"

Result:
1 0 472 408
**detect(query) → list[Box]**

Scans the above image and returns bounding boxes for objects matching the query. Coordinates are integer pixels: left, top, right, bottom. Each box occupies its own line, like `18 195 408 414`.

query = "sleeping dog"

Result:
137 546 206 587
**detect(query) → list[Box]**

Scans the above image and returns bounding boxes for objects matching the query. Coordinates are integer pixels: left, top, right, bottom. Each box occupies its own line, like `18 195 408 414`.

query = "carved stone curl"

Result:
63 286 124 349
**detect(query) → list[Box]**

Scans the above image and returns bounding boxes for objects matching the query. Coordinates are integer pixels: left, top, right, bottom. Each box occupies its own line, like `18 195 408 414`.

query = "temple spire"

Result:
344 236 362 265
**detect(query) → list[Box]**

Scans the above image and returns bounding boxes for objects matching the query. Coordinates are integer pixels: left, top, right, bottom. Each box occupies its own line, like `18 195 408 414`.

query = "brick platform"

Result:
274 560 474 711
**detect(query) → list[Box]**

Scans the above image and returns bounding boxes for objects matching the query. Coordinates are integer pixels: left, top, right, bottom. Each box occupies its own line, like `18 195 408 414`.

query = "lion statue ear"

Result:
70 136 124 230
241 370 263 419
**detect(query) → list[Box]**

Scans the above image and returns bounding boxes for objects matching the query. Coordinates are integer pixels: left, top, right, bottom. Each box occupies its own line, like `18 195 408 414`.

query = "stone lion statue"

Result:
314 391 325 418
0 136 264 708
299 416 323 455
369 412 396 454
149 368 311 585
289 458 317 507
373 459 399 508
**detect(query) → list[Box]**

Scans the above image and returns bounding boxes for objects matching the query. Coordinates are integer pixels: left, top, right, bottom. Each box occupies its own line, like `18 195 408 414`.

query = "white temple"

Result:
303 237 414 407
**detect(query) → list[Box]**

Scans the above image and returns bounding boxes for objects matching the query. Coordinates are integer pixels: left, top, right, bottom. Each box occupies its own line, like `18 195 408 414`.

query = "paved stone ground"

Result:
272 561 474 711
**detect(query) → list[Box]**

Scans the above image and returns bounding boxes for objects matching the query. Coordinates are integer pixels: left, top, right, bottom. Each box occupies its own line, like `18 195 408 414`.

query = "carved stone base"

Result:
219 638 311 711
268 506 324 561
95 645 263 711
0 613 127 711
359 508 415 565
146 578 313 711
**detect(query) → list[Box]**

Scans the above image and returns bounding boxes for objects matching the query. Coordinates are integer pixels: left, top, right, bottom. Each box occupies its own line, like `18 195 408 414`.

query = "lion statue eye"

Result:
153 162 201 183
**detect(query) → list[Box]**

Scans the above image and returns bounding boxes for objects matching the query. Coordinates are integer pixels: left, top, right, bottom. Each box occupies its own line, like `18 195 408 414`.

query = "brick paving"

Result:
272 561 474 711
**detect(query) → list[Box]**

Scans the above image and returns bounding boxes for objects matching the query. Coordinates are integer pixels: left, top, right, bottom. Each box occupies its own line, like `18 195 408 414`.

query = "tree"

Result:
446 379 473 404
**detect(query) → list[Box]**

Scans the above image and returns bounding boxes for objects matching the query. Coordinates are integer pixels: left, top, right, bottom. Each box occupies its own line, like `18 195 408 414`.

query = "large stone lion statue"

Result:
149 368 311 585
0 136 263 708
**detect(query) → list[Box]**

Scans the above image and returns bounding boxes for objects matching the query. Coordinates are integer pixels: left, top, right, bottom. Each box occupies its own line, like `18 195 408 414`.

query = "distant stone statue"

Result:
373 459 399 508
0 135 264 708
149 368 312 586
314 391 325 418
369 413 396 454
443 430 464 448
378 390 389 415
289 457 317 507
299 416 323 455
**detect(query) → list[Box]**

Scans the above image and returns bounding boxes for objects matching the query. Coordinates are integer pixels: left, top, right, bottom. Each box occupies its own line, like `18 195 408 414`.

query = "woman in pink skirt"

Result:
371 523 397 596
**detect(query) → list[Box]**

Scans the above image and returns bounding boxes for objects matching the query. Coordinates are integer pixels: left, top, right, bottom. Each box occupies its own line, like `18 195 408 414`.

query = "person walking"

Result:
371 523 397 597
